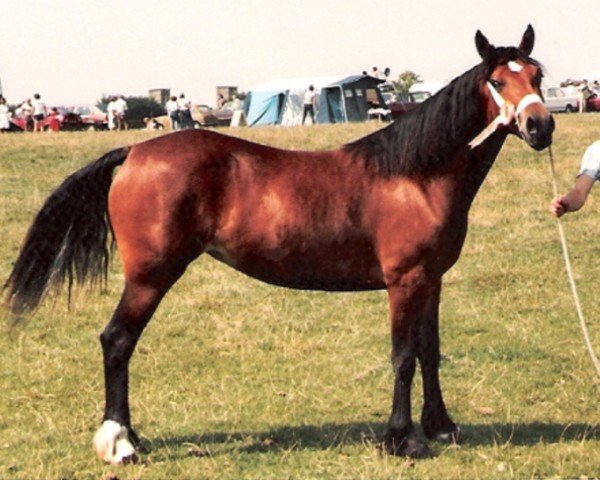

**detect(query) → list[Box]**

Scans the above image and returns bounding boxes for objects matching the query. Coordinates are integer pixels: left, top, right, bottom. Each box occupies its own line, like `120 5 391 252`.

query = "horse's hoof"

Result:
383 431 434 459
93 420 139 465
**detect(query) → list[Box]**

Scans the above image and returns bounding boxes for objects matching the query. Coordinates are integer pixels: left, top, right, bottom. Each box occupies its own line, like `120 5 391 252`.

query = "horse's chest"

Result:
375 205 468 278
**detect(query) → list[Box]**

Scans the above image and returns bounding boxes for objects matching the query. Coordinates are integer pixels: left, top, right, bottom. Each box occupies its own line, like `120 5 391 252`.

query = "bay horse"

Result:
4 26 553 463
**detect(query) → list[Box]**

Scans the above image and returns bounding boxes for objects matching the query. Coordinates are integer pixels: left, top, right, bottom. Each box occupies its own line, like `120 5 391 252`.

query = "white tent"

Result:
245 77 339 126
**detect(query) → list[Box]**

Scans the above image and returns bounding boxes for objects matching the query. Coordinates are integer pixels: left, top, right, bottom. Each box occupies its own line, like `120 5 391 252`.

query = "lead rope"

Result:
548 146 600 379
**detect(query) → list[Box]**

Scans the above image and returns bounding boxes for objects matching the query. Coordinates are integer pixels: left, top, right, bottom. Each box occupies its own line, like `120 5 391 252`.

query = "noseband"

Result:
469 81 544 149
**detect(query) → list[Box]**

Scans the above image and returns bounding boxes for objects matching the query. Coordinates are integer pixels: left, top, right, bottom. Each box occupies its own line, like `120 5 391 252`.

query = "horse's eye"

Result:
490 79 504 90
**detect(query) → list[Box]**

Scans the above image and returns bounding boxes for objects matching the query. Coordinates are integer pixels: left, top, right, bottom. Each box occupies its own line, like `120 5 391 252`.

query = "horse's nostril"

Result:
526 117 538 136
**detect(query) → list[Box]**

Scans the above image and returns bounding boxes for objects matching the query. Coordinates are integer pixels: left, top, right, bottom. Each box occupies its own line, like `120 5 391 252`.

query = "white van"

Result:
409 81 447 102
541 87 579 113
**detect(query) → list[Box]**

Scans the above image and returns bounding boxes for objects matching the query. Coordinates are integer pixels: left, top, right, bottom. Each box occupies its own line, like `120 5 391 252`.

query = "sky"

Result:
1 0 599 107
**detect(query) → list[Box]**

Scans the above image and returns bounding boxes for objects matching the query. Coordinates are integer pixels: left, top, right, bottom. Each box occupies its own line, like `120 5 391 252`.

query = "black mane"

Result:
343 47 541 177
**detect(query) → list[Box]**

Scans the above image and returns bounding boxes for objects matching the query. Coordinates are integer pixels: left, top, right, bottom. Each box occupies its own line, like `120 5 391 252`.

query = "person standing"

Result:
550 140 599 216
166 95 180 130
115 95 128 130
20 99 33 131
32 94 47 132
302 85 317 125
0 97 10 133
579 80 592 113
46 107 61 132
107 96 118 131
177 93 193 129
372 66 384 80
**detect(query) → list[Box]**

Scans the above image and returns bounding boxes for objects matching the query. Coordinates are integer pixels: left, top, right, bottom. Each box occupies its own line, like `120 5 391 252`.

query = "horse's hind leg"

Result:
417 279 461 443
93 266 187 464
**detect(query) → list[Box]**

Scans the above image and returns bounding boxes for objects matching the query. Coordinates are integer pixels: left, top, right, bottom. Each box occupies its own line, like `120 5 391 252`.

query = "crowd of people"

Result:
0 90 200 132
0 93 68 132
0 92 131 132
0 93 51 132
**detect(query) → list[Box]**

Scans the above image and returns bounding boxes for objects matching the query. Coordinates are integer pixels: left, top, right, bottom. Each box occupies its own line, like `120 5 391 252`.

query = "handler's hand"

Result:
550 195 569 217
550 188 588 217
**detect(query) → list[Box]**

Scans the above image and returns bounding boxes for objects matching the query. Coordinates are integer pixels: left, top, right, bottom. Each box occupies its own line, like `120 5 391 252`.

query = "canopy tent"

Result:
320 75 387 123
244 75 386 126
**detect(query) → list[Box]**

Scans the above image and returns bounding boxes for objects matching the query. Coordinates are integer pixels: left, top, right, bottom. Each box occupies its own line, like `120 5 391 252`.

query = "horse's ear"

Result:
475 30 494 61
519 24 535 56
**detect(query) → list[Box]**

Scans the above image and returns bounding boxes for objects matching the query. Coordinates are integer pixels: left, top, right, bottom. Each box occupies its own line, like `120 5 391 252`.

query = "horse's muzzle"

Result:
521 113 555 151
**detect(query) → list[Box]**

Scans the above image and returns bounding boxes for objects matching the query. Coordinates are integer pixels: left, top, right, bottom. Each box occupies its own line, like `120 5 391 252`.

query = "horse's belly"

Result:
205 242 385 292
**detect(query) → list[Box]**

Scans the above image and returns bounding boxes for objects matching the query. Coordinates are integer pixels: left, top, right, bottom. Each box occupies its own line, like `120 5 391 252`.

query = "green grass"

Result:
0 118 599 479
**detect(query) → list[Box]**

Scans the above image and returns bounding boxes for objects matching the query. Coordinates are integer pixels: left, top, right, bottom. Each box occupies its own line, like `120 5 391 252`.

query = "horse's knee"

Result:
99 320 141 368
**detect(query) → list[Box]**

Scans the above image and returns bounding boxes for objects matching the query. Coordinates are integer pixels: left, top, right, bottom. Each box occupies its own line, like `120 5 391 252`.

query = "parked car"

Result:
586 91 600 112
70 105 108 130
541 87 579 113
194 102 237 127
8 116 32 131
148 100 243 130
409 81 447 103
52 107 87 130
410 91 432 103
387 92 420 119
9 106 94 131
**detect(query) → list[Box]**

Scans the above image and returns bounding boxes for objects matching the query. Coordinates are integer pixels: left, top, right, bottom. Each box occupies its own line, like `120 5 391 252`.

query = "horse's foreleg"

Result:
417 280 461 443
383 278 433 458
93 272 183 464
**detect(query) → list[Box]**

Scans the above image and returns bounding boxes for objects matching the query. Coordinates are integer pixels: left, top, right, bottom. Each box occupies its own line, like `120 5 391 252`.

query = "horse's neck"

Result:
460 133 507 206
422 132 508 225
431 85 508 211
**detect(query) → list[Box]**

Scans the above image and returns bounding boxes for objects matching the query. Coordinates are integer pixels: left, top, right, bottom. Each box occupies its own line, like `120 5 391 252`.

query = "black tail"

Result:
4 147 131 313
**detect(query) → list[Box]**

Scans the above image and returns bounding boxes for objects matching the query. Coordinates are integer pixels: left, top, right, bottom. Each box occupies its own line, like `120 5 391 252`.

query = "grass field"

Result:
0 117 599 479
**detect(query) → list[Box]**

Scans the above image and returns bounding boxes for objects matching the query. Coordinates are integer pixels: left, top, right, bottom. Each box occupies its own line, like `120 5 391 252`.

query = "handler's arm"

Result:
550 174 595 217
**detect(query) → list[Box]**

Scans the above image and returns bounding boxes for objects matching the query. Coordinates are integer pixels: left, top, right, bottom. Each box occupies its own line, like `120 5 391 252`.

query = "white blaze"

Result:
508 61 523 72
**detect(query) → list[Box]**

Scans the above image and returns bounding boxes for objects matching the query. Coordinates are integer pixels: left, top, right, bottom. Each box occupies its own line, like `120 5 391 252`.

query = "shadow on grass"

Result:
148 421 599 458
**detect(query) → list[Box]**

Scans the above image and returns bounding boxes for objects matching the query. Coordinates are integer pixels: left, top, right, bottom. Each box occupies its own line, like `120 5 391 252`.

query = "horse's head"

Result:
475 25 554 151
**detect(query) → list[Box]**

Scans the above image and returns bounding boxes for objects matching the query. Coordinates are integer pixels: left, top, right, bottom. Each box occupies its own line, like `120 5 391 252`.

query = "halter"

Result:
468 81 544 149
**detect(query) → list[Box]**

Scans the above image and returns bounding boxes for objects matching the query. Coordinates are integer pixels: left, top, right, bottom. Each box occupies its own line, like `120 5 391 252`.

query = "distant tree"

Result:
125 97 166 127
97 95 166 128
393 71 423 93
